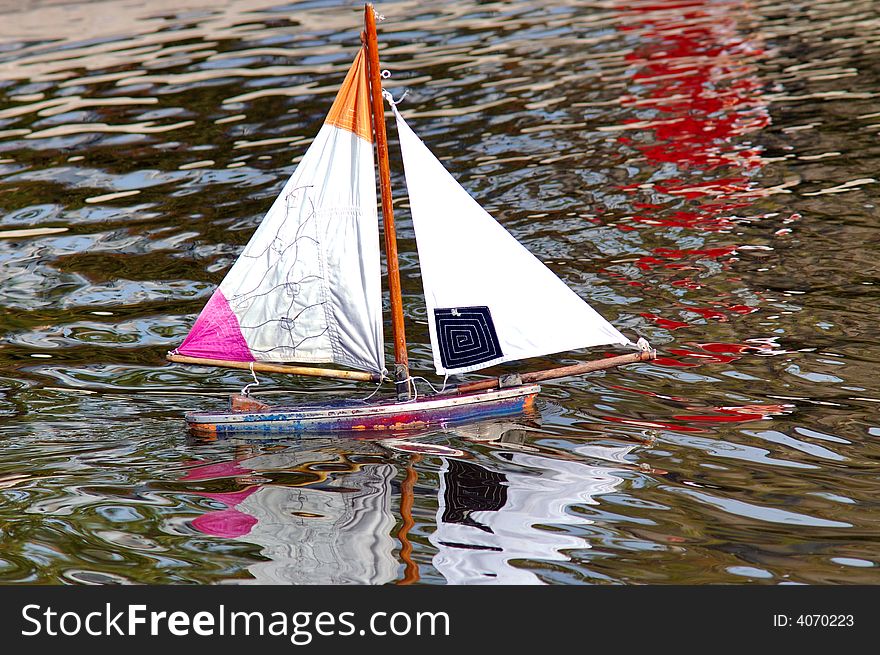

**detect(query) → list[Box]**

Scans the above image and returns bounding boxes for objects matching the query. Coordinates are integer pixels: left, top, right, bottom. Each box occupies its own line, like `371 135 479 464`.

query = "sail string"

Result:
634 337 653 352
240 362 261 396
361 378 384 401
381 88 407 107
399 374 449 403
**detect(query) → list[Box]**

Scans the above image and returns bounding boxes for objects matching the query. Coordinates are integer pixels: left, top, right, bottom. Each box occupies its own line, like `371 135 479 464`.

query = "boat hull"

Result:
186 385 541 435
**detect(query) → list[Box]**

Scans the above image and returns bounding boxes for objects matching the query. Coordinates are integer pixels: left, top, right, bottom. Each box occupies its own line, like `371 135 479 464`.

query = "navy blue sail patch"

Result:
433 306 502 370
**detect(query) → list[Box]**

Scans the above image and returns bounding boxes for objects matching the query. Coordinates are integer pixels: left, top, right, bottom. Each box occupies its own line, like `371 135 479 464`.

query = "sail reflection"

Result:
429 423 636 584
184 422 641 585
184 443 397 585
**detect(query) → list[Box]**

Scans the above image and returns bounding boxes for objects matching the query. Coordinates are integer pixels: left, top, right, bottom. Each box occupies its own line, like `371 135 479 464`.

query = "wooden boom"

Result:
446 349 657 395
166 353 381 383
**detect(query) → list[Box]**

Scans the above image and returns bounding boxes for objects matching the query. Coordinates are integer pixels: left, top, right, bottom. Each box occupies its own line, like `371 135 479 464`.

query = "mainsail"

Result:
175 49 385 374
389 104 631 376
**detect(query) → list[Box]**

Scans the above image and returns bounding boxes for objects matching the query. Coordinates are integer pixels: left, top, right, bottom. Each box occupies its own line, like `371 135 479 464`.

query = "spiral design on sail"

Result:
434 306 503 370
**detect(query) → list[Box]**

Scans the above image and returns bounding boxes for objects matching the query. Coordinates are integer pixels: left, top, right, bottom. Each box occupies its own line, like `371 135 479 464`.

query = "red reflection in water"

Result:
607 383 692 403
619 1 769 175
600 415 706 433
641 312 690 330
609 0 770 354
671 403 793 423
601 402 792 433
648 340 775 367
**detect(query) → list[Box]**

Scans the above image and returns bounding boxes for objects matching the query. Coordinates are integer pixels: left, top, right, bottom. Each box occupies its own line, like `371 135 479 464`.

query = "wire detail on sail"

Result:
174 49 385 374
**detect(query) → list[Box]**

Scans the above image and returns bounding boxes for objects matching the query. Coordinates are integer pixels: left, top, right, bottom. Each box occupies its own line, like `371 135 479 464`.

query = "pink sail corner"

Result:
177 289 254 362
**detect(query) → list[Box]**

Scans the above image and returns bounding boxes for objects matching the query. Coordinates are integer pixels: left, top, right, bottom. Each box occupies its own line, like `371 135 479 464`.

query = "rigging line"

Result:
413 375 446 394
634 336 653 352
398 374 449 403
381 88 408 108
241 362 260 396
361 378 384 401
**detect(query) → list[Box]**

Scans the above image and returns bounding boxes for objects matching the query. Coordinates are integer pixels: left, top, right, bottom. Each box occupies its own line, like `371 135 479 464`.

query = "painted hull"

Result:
186 385 541 435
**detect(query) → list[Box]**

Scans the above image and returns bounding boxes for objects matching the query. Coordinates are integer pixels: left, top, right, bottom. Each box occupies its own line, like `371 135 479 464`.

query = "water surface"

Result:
1 0 879 584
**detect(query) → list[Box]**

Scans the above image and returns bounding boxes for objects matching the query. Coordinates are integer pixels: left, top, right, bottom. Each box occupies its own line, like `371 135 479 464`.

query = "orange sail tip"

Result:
325 47 373 142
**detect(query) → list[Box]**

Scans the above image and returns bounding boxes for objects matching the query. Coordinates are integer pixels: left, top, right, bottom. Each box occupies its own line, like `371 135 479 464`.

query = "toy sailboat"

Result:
168 4 656 435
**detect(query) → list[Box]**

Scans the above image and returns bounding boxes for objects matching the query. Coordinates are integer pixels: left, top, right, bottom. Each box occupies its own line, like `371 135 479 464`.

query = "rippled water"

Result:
1 0 879 584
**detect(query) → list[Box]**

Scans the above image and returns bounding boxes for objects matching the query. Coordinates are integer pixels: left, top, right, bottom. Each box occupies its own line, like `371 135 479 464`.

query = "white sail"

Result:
175 49 384 374
390 104 631 375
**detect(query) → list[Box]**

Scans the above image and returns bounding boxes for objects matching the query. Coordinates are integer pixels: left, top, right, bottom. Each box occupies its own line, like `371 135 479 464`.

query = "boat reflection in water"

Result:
185 421 641 584
424 423 637 584
183 440 398 585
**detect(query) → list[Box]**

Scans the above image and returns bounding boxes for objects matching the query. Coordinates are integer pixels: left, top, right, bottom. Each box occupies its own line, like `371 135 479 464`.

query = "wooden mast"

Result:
364 4 411 400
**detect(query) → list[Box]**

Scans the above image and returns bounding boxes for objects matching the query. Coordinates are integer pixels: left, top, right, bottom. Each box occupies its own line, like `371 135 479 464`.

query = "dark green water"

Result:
0 0 878 584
